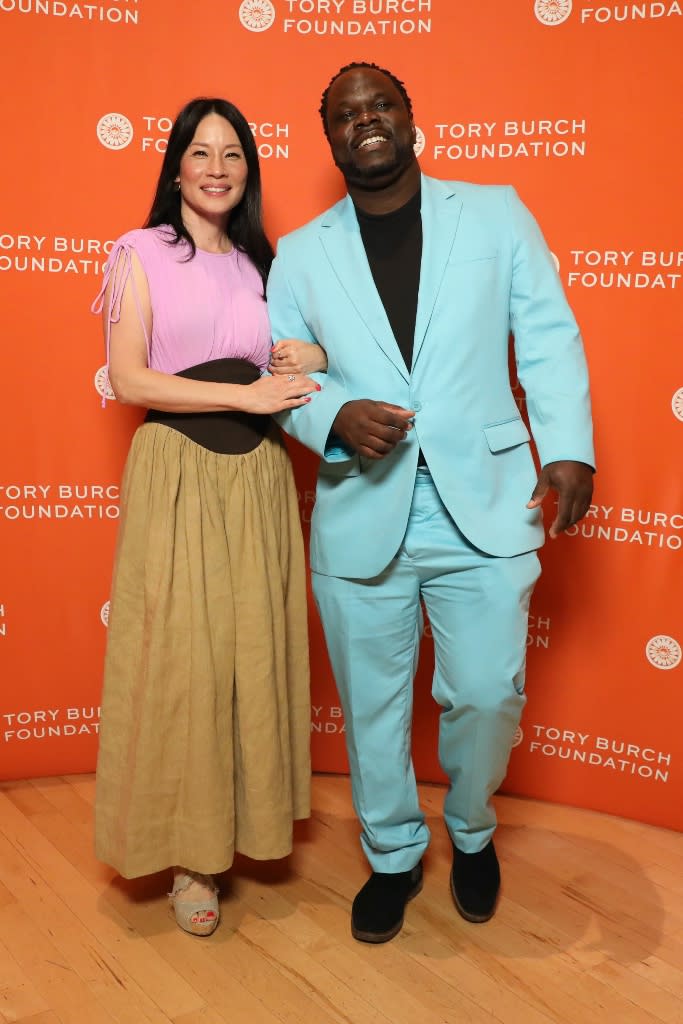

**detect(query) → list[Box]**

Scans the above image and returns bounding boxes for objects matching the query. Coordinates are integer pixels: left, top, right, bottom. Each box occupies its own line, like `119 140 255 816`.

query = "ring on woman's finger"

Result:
287 374 296 382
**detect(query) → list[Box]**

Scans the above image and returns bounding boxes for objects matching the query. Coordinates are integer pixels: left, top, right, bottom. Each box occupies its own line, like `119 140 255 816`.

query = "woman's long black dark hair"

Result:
144 97 274 290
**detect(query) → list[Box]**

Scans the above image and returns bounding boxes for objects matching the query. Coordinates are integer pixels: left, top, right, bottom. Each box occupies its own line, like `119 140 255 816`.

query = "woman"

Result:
92 97 326 937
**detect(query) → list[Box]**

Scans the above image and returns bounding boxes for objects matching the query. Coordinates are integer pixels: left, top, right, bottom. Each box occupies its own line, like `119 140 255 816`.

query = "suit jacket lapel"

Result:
319 195 409 381
413 176 463 368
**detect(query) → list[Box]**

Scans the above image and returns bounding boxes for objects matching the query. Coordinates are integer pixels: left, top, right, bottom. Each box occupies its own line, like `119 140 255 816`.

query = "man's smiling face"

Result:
325 66 417 190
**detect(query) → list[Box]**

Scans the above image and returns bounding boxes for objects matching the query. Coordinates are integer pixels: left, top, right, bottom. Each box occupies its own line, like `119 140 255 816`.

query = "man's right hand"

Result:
332 400 415 459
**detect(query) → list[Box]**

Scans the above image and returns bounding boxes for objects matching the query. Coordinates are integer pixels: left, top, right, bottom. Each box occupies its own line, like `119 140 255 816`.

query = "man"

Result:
267 62 594 943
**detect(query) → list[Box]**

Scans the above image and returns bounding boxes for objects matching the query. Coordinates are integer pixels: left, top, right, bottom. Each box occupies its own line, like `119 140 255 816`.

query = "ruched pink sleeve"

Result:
91 239 151 407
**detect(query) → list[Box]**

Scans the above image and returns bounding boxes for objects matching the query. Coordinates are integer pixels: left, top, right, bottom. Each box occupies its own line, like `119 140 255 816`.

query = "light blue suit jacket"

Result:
268 175 594 579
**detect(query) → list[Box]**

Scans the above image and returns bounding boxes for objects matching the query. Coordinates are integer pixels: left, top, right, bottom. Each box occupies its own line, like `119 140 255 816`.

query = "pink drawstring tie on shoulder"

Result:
91 242 150 407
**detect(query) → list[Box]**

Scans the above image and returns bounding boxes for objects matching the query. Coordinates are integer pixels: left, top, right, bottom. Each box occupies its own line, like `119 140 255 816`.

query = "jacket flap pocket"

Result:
319 455 361 478
483 418 530 453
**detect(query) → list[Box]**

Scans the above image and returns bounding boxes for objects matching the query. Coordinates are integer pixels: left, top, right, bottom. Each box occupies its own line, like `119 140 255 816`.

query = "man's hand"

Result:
527 460 594 539
333 400 414 459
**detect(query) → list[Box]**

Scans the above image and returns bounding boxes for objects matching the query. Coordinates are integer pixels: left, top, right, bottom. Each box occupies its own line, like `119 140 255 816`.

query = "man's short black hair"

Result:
319 62 413 138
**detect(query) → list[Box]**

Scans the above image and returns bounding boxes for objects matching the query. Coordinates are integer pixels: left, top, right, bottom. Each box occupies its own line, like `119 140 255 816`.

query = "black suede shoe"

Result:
450 840 500 923
351 861 423 943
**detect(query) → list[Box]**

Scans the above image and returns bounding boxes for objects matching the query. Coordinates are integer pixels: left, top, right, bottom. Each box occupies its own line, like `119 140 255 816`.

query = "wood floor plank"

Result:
294 786 679 1024
0 774 680 1024
315 939 490 1024
0 796 202 1021
205 929 345 1024
237 862 515 1024
245 869 536 1024
28 779 94 828
646 864 683 898
401 932 557 1024
0 954 51 1023
500 828 672 958
235 864 556 1024
0 934 51 1019
0 903 117 1024
172 1010 232 1024
236 911 392 1024
8 1013 65 1024
0 781 55 819
629 958 683 1002
592 958 683 1024
17 814 284 1024
21 826 290 1024
59 777 96 808
497 795 683 868
0 878 16 914
415 885 665 1024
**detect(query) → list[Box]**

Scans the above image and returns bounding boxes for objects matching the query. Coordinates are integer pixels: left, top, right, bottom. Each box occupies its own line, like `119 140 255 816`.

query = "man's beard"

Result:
334 137 415 190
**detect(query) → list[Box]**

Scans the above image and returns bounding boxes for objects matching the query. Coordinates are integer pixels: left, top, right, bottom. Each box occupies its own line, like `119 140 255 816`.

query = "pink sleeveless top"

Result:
92 226 271 403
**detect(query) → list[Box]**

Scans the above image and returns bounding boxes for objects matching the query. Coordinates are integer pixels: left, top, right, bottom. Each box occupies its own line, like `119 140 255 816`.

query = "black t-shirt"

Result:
355 186 425 463
355 186 422 373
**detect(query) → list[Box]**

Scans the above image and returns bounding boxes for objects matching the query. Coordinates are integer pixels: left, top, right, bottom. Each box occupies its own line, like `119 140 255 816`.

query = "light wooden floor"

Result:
0 774 681 1024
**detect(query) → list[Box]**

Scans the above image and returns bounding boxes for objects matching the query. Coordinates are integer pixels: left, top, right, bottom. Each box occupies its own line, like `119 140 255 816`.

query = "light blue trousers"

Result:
312 467 541 872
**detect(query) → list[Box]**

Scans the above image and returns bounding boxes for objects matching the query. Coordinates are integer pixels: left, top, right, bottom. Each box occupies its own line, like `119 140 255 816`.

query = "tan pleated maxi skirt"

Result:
95 422 311 879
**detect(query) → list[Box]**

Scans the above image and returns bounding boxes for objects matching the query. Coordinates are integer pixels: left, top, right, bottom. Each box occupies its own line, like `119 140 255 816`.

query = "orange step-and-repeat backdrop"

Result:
0 1 681 832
